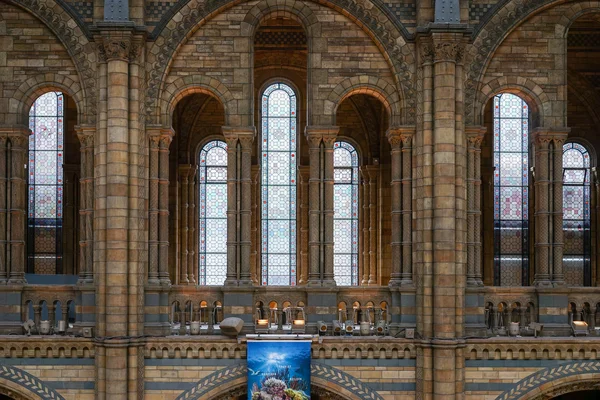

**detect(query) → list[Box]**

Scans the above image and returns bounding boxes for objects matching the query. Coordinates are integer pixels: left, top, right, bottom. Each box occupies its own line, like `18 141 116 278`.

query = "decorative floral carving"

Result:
101 39 131 61
433 42 464 63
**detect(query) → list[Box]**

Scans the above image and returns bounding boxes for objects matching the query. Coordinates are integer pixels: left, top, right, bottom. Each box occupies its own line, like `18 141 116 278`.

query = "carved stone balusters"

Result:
534 132 552 287
0 135 7 282
77 126 95 283
466 127 485 287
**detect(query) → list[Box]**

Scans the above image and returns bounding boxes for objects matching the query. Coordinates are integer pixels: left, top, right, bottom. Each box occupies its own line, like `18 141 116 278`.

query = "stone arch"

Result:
464 0 600 126
4 0 96 123
0 365 65 400
475 77 548 128
159 75 234 127
326 76 400 126
174 362 385 400
241 2 320 38
144 0 415 124
10 74 85 126
496 360 600 400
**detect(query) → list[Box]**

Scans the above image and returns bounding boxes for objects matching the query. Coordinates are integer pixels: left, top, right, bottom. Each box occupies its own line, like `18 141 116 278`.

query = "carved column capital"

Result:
533 127 570 149
100 37 131 62
421 43 435 65
76 124 95 148
0 126 32 149
222 126 256 150
432 41 465 63
466 126 486 149
305 126 340 149
386 126 415 149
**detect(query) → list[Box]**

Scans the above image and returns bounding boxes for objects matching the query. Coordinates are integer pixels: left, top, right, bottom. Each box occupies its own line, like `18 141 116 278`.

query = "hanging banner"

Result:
247 340 311 400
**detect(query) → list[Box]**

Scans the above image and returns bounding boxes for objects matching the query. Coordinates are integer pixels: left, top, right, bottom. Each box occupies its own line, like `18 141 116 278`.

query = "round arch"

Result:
11 75 85 126
159 76 234 128
476 77 547 128
174 362 385 400
326 76 400 126
0 365 65 400
496 360 600 400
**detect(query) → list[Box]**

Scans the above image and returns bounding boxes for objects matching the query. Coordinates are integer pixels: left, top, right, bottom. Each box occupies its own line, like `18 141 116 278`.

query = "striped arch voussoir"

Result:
0 365 65 400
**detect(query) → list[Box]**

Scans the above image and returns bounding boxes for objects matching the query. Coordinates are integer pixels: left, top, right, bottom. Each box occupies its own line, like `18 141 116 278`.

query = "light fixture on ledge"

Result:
256 319 269 334
292 319 305 334
572 321 589 336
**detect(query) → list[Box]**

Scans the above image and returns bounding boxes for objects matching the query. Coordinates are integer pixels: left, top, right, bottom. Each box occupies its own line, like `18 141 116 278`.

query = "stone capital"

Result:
0 125 31 148
178 164 196 179
532 127 570 148
305 126 340 149
386 126 415 149
75 124 96 148
222 126 256 149
432 41 465 63
466 126 486 149
100 37 131 61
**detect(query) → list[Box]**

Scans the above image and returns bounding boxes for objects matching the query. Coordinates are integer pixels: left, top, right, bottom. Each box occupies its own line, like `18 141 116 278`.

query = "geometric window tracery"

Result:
198 140 228 286
27 92 64 274
493 93 530 286
333 141 359 286
260 82 297 286
562 142 591 286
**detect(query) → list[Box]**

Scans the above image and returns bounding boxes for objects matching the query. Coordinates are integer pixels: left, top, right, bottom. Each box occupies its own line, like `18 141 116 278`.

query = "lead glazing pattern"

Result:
198 140 228 286
333 141 359 286
493 93 529 287
27 92 64 274
562 143 591 286
261 83 297 286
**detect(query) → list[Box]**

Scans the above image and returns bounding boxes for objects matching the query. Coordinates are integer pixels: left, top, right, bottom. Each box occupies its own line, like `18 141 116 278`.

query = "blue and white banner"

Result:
247 340 311 400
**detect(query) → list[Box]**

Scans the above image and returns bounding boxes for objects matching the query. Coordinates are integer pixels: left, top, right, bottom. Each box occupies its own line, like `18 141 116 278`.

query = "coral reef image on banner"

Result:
248 340 311 400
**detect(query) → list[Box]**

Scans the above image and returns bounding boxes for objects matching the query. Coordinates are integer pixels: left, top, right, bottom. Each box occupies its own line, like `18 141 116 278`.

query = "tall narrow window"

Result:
493 93 529 286
563 143 591 286
261 82 297 285
198 140 228 285
27 92 64 274
333 141 359 286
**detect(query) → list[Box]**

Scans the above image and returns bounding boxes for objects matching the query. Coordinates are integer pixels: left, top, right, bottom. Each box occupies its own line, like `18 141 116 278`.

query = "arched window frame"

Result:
493 92 530 287
198 140 228 286
562 142 592 286
333 140 359 286
260 82 298 286
27 92 65 275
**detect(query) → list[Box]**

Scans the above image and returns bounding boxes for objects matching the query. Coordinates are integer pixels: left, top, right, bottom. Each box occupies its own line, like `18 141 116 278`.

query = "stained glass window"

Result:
562 142 591 286
27 92 64 274
261 83 297 285
333 141 359 286
198 140 228 286
493 93 529 286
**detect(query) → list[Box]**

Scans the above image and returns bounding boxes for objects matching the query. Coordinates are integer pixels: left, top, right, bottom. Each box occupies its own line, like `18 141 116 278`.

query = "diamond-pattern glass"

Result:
261 83 297 285
562 143 591 286
198 140 228 286
493 93 529 286
27 92 64 274
333 141 359 286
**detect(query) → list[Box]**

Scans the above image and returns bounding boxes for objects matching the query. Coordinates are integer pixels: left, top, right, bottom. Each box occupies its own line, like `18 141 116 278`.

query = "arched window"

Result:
27 92 64 274
333 141 359 286
493 93 530 286
562 143 591 286
261 82 297 286
198 140 228 285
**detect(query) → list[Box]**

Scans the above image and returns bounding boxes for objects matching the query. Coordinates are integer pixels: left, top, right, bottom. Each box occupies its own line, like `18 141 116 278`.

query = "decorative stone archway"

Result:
496 361 600 400
0 365 65 400
175 362 385 400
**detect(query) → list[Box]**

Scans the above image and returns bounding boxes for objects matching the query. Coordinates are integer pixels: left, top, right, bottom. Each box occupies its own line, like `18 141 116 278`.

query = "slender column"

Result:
158 133 172 284
361 167 370 285
533 131 552 287
251 166 260 284
367 165 378 284
147 133 160 284
596 176 600 286
77 126 95 283
178 165 191 284
239 132 254 285
188 167 197 284
298 166 309 284
0 134 7 282
401 130 414 285
466 127 485 287
322 133 337 286
6 127 29 283
223 133 238 286
551 134 568 286
306 131 322 286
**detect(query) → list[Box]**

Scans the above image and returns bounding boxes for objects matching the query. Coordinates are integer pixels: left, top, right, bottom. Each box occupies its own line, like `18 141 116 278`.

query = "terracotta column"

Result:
0 134 7 282
306 130 322 286
239 132 254 285
322 132 337 286
158 132 173 285
551 133 568 286
533 130 552 287
466 127 485 287
223 133 238 285
77 126 95 283
6 127 29 283
147 132 160 284
251 165 260 284
360 167 370 285
400 129 415 285
187 166 197 285
178 165 192 284
367 165 378 285
298 166 309 285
